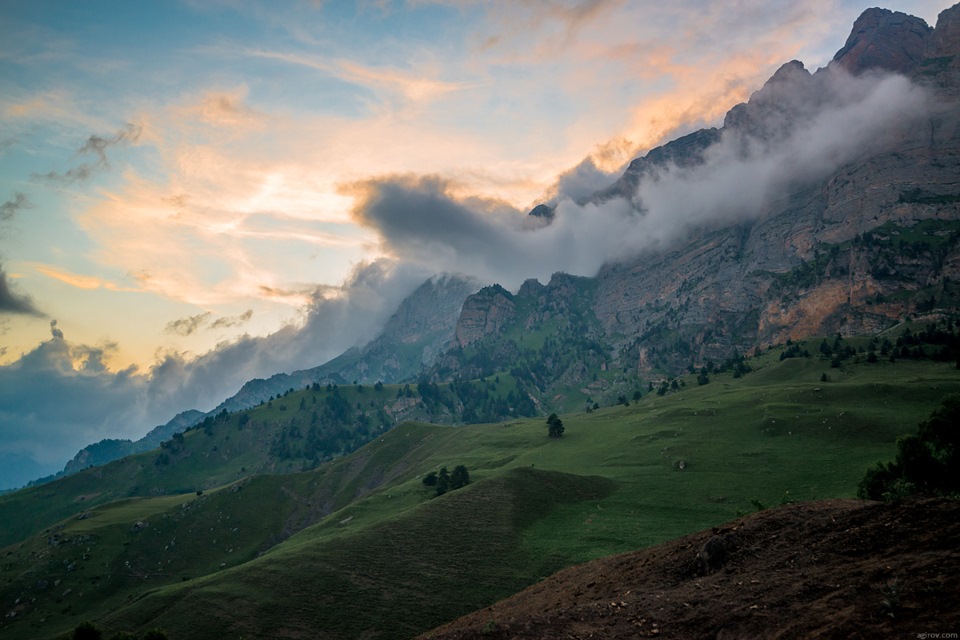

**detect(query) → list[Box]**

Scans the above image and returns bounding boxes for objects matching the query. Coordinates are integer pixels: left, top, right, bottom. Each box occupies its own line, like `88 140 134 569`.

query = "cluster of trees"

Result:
890 323 960 364
155 432 185 466
422 465 470 496
776 324 960 370
859 394 960 501
269 389 391 465
414 374 538 424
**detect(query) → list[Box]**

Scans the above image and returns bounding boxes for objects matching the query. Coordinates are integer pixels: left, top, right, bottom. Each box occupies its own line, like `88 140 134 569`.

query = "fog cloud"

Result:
352 69 929 287
0 259 429 487
0 268 42 316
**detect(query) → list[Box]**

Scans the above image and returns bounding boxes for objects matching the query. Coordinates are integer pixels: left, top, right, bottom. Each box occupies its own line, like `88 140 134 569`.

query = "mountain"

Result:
2 10 959 637
31 276 477 488
435 3 960 395
28 4 960 490
61 410 206 476
42 3 960 487
831 7 933 75
0 453 51 494
213 274 478 413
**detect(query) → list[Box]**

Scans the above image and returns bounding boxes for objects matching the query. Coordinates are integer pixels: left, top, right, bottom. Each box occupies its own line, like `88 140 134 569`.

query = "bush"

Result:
858 394 960 500
546 413 564 438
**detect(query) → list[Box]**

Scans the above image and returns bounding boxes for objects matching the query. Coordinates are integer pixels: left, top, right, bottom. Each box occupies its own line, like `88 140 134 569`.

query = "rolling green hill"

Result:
2 346 958 640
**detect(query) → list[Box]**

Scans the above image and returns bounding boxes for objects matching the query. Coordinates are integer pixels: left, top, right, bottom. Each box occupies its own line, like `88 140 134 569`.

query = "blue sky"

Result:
0 0 954 483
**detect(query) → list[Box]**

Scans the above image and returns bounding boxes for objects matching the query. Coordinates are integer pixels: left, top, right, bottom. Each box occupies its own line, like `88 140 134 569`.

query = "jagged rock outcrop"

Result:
340 274 480 381
528 203 555 221
832 8 933 75
454 285 516 348
931 3 960 56
597 128 721 203
215 275 478 413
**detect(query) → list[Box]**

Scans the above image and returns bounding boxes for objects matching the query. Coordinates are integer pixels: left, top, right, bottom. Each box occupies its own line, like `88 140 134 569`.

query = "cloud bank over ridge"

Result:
0 259 430 481
351 68 929 288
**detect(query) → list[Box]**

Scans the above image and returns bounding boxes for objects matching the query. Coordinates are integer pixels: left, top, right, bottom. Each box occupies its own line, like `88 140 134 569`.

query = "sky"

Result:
0 0 954 485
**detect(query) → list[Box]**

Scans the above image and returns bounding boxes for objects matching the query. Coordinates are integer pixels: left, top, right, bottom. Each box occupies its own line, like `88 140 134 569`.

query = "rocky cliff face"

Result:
453 285 517 348
593 4 960 371
451 4 960 378
831 8 933 75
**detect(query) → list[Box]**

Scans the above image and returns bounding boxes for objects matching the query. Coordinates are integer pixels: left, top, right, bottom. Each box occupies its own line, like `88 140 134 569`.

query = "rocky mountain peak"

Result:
722 60 814 138
378 274 478 344
528 203 555 221
831 7 932 75
517 278 546 299
931 3 960 56
453 284 516 348
766 59 809 83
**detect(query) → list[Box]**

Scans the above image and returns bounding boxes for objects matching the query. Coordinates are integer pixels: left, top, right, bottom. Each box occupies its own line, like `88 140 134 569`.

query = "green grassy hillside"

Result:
2 348 957 640
0 379 529 549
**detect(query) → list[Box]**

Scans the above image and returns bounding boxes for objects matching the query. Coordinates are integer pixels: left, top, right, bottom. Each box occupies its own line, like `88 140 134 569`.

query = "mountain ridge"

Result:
444 1 960 388
29 3 960 486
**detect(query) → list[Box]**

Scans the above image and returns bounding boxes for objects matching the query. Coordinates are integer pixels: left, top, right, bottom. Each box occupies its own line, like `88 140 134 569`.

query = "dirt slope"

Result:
422 498 960 639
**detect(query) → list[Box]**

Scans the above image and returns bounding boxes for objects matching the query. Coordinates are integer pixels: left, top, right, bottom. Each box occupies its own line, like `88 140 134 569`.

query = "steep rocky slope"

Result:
424 498 960 640
194 275 477 414
445 4 960 380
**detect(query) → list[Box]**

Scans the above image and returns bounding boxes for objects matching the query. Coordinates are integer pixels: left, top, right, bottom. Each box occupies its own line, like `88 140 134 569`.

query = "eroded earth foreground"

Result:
424 498 960 639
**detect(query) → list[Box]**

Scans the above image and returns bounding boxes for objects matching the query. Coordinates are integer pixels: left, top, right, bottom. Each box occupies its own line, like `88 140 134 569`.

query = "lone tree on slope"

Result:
547 413 565 438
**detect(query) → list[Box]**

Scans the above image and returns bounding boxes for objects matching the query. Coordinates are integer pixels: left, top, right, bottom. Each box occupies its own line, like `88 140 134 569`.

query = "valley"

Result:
2 347 958 639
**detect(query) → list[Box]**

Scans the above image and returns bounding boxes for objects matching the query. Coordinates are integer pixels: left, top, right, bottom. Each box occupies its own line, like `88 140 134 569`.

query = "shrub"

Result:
858 394 960 500
546 413 564 438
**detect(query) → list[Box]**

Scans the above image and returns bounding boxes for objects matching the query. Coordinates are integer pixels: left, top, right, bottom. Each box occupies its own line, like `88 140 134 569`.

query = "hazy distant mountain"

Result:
40 276 478 486
212 274 478 413
0 452 52 493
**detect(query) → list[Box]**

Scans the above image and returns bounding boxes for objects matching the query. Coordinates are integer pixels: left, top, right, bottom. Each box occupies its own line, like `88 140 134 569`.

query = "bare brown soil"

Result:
422 498 960 639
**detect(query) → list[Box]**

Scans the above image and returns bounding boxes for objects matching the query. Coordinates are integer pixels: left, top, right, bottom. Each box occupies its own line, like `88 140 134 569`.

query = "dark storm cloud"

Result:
0 268 42 316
